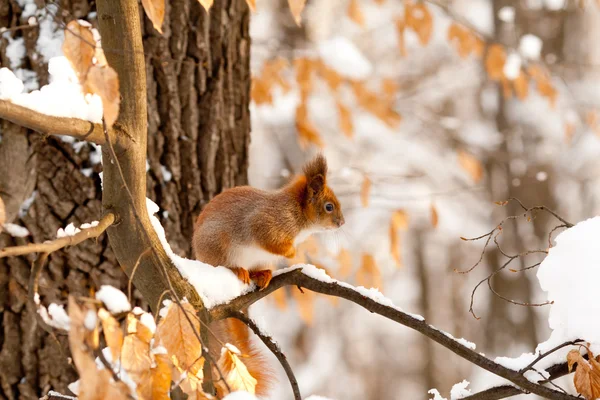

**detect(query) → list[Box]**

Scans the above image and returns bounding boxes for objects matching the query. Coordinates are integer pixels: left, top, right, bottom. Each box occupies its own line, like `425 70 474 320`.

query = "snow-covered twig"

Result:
232 310 301 400
211 267 579 400
0 99 109 144
0 213 115 258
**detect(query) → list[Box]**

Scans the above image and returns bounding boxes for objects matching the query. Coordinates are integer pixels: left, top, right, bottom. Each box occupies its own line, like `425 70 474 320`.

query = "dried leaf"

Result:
513 72 529 100
389 221 402 267
391 210 409 231
98 308 123 362
457 150 484 183
395 18 407 56
356 253 382 289
348 0 365 27
291 286 315 325
430 203 439 228
288 0 306 25
156 302 204 377
141 0 165 33
405 2 433 45
317 61 343 91
352 81 401 127
447 23 483 59
485 44 506 81
568 349 600 400
527 64 558 107
295 57 314 99
198 0 213 12
337 101 353 138
381 78 398 103
245 0 256 12
85 65 120 128
62 20 95 85
337 248 353 278
121 334 152 381
137 353 172 400
361 175 371 207
296 102 324 149
271 287 288 311
218 345 258 393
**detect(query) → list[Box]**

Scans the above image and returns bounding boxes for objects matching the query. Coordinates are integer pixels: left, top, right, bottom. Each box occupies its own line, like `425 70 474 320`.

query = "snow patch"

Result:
3 222 30 237
450 380 472 399
95 285 131 314
520 34 543 60
503 53 521 80
318 36 372 80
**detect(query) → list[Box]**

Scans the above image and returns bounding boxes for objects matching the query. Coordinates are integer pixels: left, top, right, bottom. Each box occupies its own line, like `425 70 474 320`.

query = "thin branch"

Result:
41 391 78 400
232 311 301 400
0 100 111 145
0 213 115 258
520 340 583 374
210 267 579 400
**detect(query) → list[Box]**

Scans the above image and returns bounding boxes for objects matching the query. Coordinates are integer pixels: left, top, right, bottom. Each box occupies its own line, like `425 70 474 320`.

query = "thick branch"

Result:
211 268 578 400
0 100 111 144
0 213 115 258
232 311 301 400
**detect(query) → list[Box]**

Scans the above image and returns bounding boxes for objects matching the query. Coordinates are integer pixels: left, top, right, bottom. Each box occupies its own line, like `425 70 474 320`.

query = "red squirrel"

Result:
193 154 344 398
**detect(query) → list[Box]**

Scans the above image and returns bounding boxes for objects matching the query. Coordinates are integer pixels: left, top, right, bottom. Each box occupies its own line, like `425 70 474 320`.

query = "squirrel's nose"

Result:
337 216 345 227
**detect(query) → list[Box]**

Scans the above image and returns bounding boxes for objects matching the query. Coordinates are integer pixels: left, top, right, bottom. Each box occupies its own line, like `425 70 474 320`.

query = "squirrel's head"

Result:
302 154 345 229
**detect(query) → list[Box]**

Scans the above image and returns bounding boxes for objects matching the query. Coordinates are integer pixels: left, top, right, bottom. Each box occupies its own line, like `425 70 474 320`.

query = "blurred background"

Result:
244 0 600 398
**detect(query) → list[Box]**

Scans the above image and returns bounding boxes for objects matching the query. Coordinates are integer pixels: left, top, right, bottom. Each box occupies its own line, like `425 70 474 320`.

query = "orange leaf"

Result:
395 18 407 56
381 78 398 102
121 333 152 383
85 65 120 128
485 44 506 81
62 20 95 85
271 287 288 311
141 0 165 33
291 286 315 325
98 308 123 363
296 102 324 149
317 61 343 91
391 210 409 231
405 2 433 46
337 101 353 138
288 0 306 25
336 248 353 278
245 0 256 12
513 72 529 100
352 81 401 127
198 0 213 12
430 203 439 228
217 345 258 394
389 222 402 267
356 253 382 289
457 150 484 183
568 349 600 400
295 57 314 100
137 353 172 400
348 0 365 27
361 175 371 207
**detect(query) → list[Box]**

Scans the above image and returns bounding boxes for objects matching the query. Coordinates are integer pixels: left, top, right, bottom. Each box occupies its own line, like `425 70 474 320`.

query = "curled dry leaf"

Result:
217 346 258 394
567 348 600 400
198 0 213 12
296 101 324 149
121 334 152 382
156 302 204 377
389 221 402 267
485 44 506 81
63 20 95 85
141 0 165 33
457 150 484 183
404 1 433 46
98 308 123 362
361 175 371 207
348 0 365 27
352 81 402 127
316 60 343 91
337 101 354 138
527 65 558 107
251 58 290 105
288 0 307 25
447 23 484 58
137 353 172 400
85 65 120 128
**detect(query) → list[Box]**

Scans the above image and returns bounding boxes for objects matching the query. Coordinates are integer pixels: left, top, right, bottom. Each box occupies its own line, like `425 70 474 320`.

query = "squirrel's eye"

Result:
325 202 334 213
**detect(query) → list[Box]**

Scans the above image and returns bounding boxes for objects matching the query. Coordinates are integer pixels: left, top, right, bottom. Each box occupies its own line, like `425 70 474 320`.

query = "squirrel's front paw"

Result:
250 269 272 290
230 267 251 284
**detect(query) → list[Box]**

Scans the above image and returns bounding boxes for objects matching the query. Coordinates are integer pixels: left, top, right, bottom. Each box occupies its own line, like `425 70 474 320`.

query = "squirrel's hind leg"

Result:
250 269 272 290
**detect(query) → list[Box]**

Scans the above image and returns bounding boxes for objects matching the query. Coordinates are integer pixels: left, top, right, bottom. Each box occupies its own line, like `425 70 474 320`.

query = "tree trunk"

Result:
0 0 251 397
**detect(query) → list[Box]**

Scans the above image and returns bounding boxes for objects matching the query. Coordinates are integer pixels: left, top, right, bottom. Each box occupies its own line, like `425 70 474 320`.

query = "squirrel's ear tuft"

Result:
303 153 328 183
308 174 325 197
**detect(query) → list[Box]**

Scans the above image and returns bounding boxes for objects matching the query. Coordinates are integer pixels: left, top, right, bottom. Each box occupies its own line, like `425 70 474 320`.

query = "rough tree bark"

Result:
0 0 251 397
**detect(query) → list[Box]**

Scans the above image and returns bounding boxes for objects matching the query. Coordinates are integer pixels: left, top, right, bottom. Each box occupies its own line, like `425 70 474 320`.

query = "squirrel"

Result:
193 153 344 398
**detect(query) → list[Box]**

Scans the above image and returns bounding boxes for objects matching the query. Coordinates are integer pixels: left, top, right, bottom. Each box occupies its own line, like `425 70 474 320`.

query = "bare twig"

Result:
0 100 111 144
519 340 583 374
210 267 579 400
232 311 301 400
0 213 115 258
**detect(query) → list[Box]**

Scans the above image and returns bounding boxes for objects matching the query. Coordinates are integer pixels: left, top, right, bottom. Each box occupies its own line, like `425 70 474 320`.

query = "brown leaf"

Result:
141 0 165 33
527 65 558 107
391 210 409 231
217 345 258 394
317 61 343 91
62 20 95 85
381 78 398 103
485 44 506 81
295 57 315 100
337 248 353 278
198 0 213 12
568 349 600 400
85 65 120 128
337 101 353 138
352 81 401 127
245 0 256 12
457 150 484 183
348 0 365 27
405 2 433 46
356 253 382 289
137 353 172 400
156 302 203 377
288 0 307 25
296 102 324 149
361 175 371 207
513 72 529 100
389 222 401 267
98 308 123 362
430 203 439 228
121 334 152 382
395 18 407 57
